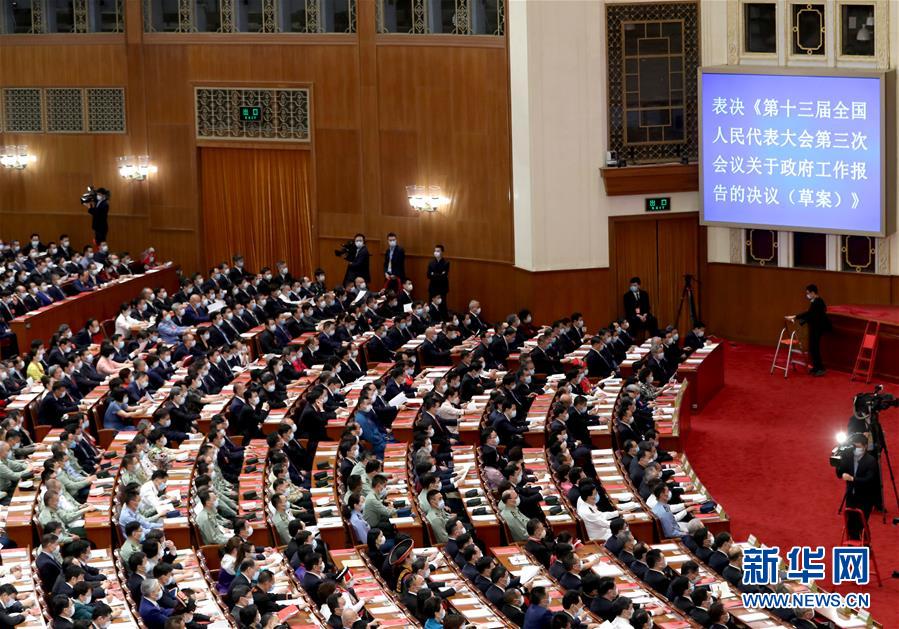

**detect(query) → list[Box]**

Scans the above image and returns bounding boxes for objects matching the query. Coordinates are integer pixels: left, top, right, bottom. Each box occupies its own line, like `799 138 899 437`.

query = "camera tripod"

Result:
674 274 700 330
870 412 899 523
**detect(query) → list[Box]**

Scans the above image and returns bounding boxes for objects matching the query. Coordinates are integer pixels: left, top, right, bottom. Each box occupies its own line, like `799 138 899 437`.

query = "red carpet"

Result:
683 342 899 626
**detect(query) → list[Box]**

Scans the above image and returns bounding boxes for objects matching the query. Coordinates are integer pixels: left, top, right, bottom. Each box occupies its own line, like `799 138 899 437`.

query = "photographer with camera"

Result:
81 186 111 246
837 433 879 522
338 233 370 286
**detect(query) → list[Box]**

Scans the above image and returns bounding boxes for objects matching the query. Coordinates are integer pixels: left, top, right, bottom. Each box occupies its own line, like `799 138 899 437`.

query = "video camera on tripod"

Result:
829 386 896 468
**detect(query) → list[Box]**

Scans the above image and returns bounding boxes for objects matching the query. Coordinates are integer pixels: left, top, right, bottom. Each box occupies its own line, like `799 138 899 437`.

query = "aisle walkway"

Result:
683 342 898 626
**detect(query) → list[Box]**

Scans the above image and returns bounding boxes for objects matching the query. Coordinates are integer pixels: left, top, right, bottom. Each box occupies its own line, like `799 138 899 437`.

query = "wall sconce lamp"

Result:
0 145 36 170
118 155 157 181
406 185 446 212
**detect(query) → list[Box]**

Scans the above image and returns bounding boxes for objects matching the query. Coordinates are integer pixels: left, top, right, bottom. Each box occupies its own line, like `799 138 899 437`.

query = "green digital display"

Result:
239 106 262 122
645 196 671 212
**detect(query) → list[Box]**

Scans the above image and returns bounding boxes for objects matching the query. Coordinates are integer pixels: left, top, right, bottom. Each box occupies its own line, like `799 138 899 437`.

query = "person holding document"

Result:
787 283 831 376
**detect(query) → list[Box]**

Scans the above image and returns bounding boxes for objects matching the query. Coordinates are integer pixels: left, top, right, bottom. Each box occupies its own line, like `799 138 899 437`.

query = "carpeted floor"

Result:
683 342 899 626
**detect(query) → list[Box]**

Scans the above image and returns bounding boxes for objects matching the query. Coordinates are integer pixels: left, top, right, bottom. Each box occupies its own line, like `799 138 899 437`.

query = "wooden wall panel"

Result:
314 129 362 216
656 216 700 332
608 213 704 334
609 217 660 315
704 263 893 346
0 21 510 308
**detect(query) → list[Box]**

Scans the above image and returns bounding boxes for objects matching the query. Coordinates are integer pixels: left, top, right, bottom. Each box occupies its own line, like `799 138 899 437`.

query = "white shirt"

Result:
139 480 172 516
115 312 145 338
576 499 619 541
600 617 633 629
437 401 464 421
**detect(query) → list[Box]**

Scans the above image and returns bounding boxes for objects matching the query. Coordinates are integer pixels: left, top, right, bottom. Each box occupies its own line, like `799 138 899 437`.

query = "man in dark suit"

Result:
420 327 451 366
523 587 553 629
839 433 880 522
258 319 286 355
36 534 63 592
427 245 450 301
643 549 671 594
300 553 327 605
39 382 78 427
251 570 289 614
682 321 708 353
383 232 406 293
343 234 371 285
86 188 110 244
584 336 615 378
790 284 831 376
366 324 395 363
523 520 552 568
623 276 658 339
689 589 712 626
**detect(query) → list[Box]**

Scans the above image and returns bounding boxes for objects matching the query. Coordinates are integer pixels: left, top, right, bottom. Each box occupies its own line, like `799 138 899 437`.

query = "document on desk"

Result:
516 565 541 584
593 562 624 577
389 392 407 408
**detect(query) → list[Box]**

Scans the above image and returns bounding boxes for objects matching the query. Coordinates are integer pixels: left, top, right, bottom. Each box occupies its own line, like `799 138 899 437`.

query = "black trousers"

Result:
808 329 824 371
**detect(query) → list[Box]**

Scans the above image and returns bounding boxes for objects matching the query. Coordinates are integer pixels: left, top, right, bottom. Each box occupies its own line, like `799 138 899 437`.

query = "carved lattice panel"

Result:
606 2 700 163
195 87 310 142
45 88 85 132
3 88 43 133
87 88 127 133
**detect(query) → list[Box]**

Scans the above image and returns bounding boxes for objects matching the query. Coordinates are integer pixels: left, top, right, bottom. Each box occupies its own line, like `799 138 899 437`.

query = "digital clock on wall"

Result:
645 196 671 212
239 106 262 122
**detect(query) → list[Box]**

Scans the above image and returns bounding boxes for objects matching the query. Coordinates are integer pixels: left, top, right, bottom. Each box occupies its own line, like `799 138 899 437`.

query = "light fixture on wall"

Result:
406 185 446 212
857 15 874 41
117 155 157 181
0 145 36 170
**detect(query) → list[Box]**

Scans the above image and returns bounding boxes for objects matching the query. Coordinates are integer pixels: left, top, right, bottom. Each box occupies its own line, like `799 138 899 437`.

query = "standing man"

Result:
427 244 450 316
789 283 830 376
623 277 657 340
85 188 110 246
383 232 406 293
343 233 370 285
838 433 880 525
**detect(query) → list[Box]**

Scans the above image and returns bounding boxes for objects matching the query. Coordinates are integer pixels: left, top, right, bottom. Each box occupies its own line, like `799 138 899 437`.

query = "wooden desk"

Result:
568 542 700 627
329 547 422 628
310 441 350 551
384 442 425 547
588 448 655 543
2 546 140 628
653 540 790 628
491 544 604 623
452 445 502 548
433 547 515 627
9 265 179 349
677 342 725 412
741 535 882 629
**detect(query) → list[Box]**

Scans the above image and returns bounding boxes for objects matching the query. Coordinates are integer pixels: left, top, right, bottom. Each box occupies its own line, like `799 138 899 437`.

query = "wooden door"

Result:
609 212 703 334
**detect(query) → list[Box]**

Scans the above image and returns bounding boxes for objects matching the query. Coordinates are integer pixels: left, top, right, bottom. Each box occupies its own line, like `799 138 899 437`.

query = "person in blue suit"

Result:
138 578 172 629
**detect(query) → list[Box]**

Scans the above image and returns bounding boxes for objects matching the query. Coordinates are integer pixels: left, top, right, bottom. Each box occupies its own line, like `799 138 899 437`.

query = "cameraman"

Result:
83 187 111 245
838 433 879 522
341 233 370 286
847 397 874 453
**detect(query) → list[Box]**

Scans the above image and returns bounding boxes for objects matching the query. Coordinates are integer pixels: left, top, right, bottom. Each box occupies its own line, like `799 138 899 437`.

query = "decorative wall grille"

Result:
144 0 357 33
46 88 85 132
1 87 126 134
195 87 310 142
606 2 700 163
3 88 43 133
87 88 127 133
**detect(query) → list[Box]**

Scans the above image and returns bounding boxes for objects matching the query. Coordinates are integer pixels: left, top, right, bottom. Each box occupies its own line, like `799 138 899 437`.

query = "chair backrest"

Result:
101 319 116 339
842 507 870 544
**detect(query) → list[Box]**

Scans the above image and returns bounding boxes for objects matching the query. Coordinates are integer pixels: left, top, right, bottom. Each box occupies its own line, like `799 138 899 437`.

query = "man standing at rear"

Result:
790 283 830 376
383 232 406 294
86 188 111 246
